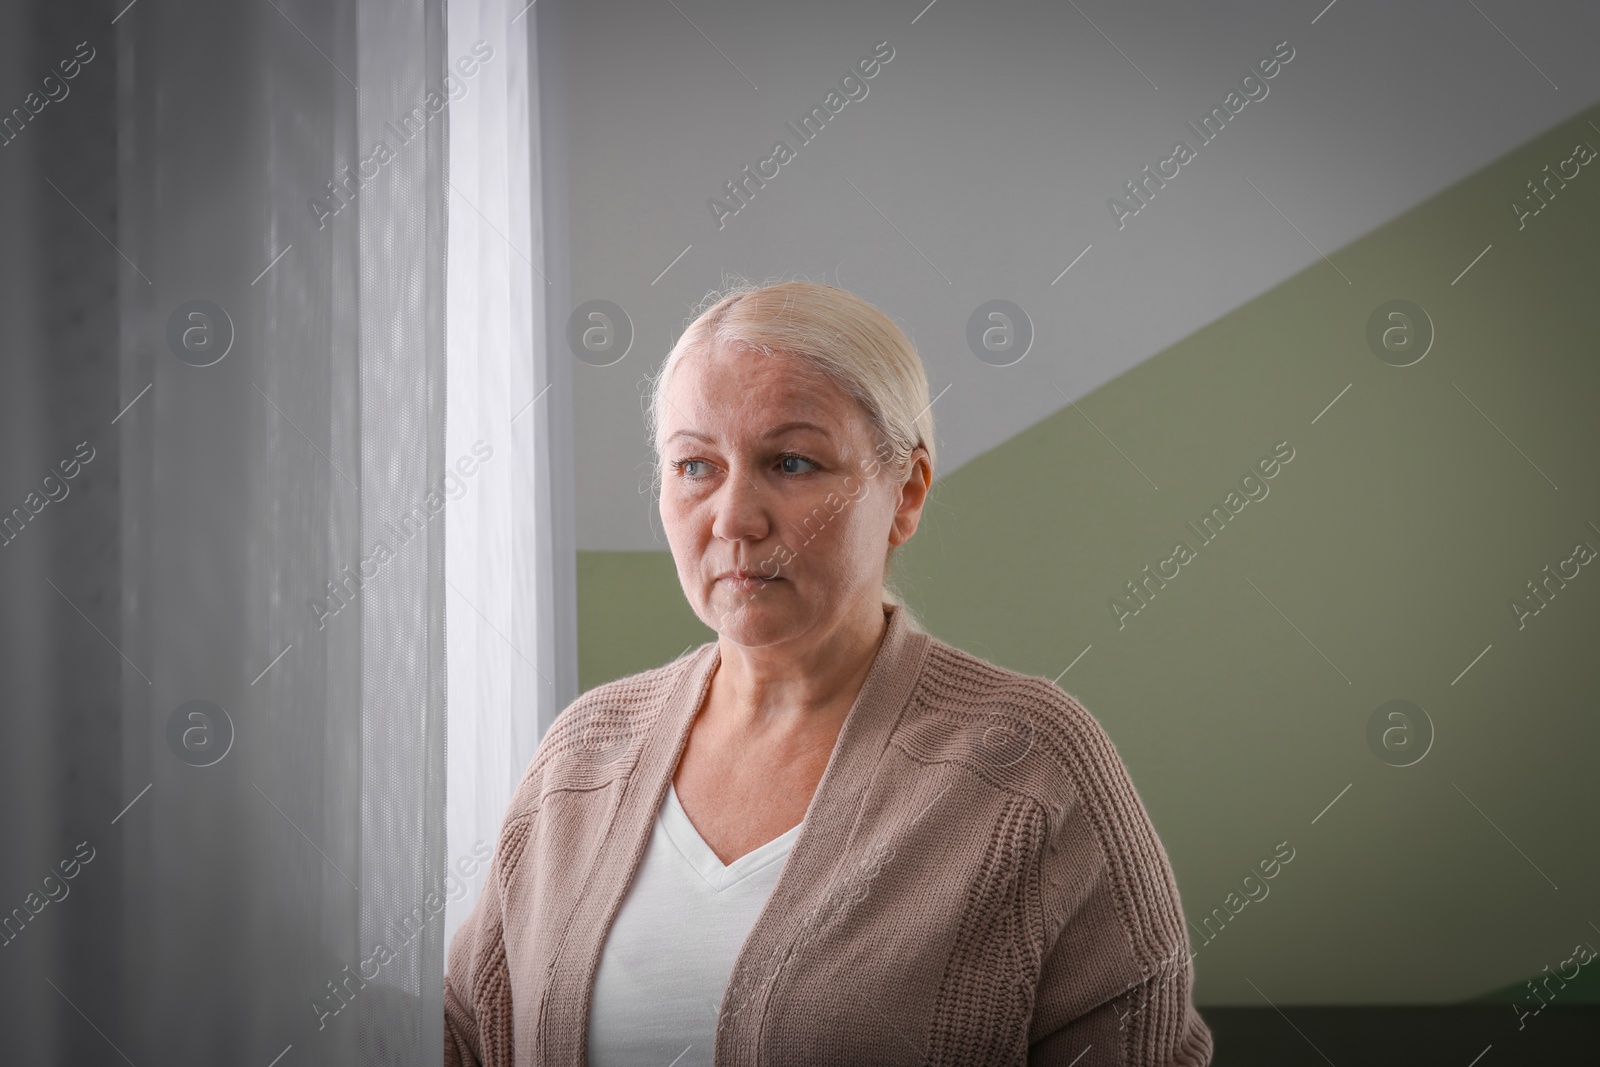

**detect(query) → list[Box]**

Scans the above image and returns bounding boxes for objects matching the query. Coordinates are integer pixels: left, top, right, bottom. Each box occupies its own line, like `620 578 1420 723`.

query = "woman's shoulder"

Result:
556 640 713 731
911 632 1115 748
904 633 1139 820
905 636 1181 928
502 642 714 819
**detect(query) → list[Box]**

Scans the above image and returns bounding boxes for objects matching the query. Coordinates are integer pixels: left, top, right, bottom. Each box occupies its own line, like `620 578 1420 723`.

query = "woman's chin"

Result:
706 587 799 643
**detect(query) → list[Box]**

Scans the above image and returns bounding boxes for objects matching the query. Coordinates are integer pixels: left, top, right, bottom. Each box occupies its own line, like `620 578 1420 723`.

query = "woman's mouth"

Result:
718 574 780 592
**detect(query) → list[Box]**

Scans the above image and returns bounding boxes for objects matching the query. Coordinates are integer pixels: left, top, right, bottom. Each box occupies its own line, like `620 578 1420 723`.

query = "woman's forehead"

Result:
670 349 845 410
660 393 873 454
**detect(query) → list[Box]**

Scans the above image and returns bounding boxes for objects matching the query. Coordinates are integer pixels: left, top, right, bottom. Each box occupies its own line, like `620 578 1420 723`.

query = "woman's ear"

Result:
888 446 932 548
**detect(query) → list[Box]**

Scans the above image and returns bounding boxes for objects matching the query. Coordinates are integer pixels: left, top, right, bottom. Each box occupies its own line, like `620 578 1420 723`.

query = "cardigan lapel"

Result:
544 604 930 1067
712 604 931 1062
542 634 720 1065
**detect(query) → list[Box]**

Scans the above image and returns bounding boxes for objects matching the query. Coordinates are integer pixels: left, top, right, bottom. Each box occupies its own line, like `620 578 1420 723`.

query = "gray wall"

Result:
562 0 1600 548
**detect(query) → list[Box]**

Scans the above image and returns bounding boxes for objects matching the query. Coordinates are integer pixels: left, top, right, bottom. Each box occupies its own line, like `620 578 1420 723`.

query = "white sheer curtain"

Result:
445 0 577 950
0 0 566 1057
105 1 450 1064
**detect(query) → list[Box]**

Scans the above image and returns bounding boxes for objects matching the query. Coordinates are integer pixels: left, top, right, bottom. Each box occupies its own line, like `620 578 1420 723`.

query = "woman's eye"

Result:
779 454 817 475
672 455 814 478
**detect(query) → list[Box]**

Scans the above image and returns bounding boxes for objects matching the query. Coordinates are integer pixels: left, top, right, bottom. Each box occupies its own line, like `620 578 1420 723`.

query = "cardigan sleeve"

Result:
1024 691 1214 1065
444 820 523 1067
1027 943 1213 1065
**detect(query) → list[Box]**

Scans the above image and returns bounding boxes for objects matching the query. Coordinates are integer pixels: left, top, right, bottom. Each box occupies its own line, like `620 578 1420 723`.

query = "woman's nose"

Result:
710 469 770 542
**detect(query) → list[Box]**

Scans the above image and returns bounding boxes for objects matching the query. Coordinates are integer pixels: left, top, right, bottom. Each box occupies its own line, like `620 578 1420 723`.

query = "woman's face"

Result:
657 341 924 648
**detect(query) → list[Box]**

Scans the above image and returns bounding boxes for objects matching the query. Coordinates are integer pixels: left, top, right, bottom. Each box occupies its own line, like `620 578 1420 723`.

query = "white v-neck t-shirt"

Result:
587 782 802 1067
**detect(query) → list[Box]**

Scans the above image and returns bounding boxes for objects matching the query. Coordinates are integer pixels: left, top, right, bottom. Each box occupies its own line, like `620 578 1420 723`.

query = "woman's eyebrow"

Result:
762 421 830 439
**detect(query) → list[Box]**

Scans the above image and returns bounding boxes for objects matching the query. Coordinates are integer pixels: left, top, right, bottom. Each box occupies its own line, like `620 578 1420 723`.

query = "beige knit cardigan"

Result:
445 604 1213 1065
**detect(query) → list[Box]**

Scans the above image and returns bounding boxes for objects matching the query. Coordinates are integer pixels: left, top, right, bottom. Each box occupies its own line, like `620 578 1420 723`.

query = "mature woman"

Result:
445 281 1212 1066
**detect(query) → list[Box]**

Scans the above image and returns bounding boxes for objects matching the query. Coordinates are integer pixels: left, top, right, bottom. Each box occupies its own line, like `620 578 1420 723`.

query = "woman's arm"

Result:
1028 935 1212 1065
1023 691 1214 1064
444 825 522 1067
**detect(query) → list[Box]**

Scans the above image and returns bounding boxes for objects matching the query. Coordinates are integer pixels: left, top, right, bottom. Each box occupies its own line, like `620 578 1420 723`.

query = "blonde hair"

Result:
646 278 935 631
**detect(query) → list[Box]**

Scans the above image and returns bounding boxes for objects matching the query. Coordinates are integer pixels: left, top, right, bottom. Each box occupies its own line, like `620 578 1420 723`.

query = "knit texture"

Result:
445 605 1213 1065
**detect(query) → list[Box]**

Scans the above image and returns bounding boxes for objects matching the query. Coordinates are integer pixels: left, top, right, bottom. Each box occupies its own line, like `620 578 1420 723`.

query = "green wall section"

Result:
1469 957 1600 1009
577 550 715 687
577 104 1600 1006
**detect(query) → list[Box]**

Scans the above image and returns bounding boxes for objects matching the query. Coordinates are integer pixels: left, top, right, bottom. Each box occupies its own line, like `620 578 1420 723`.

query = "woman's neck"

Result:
706 601 891 740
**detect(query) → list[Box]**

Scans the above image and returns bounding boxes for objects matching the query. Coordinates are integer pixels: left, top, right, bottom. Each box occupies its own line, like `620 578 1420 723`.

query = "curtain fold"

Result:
111 1 448 1063
444 0 577 952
